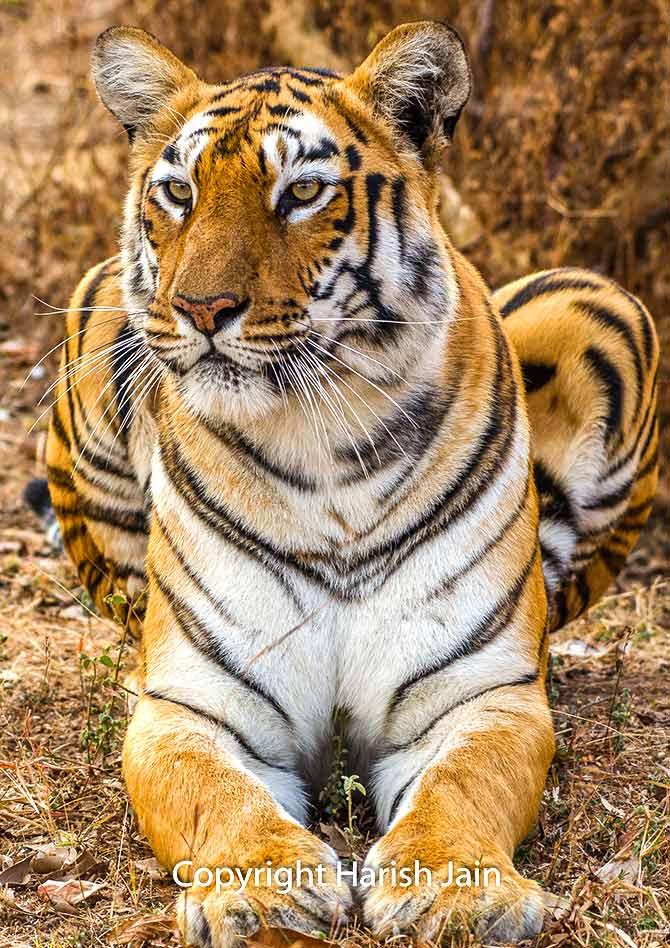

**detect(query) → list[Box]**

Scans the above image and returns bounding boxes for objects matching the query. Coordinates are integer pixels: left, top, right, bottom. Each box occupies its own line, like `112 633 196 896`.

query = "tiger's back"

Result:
45 256 153 631
494 267 659 630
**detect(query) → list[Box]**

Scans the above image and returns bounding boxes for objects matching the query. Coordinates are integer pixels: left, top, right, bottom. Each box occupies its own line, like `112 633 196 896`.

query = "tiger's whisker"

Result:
75 348 154 472
38 335 142 405
297 342 373 475
22 316 129 391
308 339 419 430
307 328 405 380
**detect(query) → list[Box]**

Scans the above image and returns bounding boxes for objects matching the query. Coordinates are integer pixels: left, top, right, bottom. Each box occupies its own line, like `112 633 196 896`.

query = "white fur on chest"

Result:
148 410 533 765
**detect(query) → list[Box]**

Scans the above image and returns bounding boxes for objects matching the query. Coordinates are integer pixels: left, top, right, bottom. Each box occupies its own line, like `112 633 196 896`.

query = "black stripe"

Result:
534 460 576 528
302 140 339 161
158 431 307 605
114 562 146 582
162 143 179 164
336 384 452 482
637 446 658 482
345 144 361 171
521 361 556 394
621 499 653 521
603 376 656 479
369 319 519 581
620 287 655 366
423 472 531 603
200 419 317 492
203 106 242 118
79 499 147 534
582 476 634 511
155 513 241 626
143 690 291 771
389 547 539 714
266 104 300 118
49 405 71 447
46 465 74 490
638 413 659 471
388 774 417 825
583 346 624 442
64 263 137 478
499 273 602 317
599 547 627 574
386 672 539 755
391 177 407 263
539 540 563 577
340 110 369 144
110 321 142 439
150 564 292 726
248 77 281 94
572 301 643 414
286 84 311 104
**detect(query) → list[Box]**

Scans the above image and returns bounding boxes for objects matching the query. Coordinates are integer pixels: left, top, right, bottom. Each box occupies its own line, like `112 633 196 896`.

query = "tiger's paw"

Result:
176 862 351 947
361 836 545 945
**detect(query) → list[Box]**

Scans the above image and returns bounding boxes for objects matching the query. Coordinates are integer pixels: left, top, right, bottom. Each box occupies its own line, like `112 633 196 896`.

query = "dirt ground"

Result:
1 1 669 947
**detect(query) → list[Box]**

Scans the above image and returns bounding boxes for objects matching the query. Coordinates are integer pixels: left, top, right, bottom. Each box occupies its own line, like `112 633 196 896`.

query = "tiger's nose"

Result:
172 293 247 336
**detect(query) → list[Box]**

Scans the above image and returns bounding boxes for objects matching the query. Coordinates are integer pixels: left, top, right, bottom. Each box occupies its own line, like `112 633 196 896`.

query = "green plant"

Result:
342 773 366 835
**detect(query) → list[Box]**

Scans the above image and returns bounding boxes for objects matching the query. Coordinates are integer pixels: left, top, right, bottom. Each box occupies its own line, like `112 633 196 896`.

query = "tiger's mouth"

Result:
197 351 237 367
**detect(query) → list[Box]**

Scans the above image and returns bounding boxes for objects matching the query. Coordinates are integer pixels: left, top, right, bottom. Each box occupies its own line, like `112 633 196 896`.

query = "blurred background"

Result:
1 0 668 490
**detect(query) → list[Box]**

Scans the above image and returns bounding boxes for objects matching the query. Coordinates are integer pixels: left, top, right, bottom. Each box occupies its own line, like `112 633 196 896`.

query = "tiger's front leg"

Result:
124 697 351 947
123 564 351 948
362 678 554 945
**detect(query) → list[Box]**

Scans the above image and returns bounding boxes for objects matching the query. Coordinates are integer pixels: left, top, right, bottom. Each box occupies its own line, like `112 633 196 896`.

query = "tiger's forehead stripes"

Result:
158 82 347 190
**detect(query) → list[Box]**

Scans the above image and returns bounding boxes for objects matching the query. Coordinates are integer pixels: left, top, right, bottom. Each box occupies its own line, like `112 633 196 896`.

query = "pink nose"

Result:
172 293 244 335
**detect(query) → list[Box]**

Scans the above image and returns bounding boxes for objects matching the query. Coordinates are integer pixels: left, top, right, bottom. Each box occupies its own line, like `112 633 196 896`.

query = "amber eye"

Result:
164 180 192 204
290 180 322 202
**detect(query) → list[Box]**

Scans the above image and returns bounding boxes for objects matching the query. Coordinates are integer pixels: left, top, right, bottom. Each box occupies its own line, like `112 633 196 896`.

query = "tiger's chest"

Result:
147 427 540 763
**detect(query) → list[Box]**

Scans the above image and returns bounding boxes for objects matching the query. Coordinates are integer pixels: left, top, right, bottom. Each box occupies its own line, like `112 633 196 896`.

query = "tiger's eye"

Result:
290 181 322 202
165 180 192 204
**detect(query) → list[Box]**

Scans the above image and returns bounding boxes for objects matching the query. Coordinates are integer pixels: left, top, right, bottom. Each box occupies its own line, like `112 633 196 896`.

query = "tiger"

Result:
38 20 659 947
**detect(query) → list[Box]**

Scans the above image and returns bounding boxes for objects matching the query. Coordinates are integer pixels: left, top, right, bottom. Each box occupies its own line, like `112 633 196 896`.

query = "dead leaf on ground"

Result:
30 845 77 875
551 638 608 658
134 856 167 880
0 853 34 886
318 822 351 858
541 890 572 921
596 853 641 884
37 877 106 911
111 910 178 945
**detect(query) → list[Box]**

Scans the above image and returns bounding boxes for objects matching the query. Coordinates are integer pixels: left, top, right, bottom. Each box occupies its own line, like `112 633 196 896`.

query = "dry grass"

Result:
0 1 668 946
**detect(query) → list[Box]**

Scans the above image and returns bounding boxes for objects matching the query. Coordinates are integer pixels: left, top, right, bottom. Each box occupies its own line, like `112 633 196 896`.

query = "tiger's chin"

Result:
178 357 281 425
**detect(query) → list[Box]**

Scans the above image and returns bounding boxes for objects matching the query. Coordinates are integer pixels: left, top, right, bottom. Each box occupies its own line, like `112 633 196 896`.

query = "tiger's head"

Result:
93 22 471 424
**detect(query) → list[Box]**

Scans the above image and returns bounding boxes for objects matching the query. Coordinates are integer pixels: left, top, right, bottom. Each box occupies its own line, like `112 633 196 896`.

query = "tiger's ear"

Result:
92 26 198 140
348 21 471 162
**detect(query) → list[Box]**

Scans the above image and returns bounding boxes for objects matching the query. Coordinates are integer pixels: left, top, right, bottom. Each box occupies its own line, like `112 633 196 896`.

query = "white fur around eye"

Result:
262 110 341 217
284 184 337 223
149 158 197 222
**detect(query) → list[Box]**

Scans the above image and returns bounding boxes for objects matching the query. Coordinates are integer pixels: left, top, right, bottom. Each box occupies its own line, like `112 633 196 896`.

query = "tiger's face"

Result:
93 23 471 423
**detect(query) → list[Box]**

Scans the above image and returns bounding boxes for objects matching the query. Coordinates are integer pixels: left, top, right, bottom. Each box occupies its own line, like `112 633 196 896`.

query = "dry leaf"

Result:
599 795 626 818
0 854 33 886
38 877 106 910
318 823 351 858
111 910 178 945
134 856 167 880
596 854 641 884
31 845 77 875
540 890 572 921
